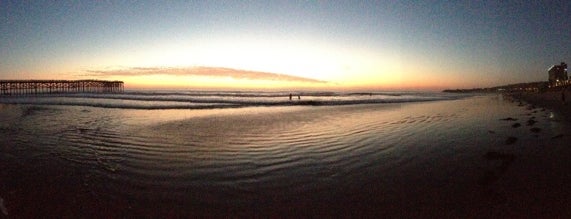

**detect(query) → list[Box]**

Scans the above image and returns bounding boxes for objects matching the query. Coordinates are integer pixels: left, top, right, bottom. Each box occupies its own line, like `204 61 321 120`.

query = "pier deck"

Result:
0 80 124 95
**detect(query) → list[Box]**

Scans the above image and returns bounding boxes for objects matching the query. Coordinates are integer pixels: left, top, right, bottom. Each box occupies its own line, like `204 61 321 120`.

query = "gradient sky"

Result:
1 1 570 90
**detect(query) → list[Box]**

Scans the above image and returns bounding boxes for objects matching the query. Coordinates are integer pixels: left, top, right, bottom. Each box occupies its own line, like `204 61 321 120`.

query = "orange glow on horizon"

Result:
116 75 335 90
3 63 485 91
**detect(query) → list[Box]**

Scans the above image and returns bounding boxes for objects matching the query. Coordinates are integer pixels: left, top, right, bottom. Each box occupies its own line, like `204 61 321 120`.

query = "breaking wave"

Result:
0 90 468 110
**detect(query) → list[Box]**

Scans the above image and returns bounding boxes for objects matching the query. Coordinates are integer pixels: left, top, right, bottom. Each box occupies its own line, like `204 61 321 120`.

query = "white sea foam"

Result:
0 90 469 109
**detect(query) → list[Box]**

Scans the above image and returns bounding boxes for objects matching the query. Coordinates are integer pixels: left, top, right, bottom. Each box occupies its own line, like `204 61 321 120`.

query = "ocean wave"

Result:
0 90 468 110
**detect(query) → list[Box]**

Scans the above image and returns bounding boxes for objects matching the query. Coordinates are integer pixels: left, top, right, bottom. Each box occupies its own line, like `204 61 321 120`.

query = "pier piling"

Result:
0 80 124 95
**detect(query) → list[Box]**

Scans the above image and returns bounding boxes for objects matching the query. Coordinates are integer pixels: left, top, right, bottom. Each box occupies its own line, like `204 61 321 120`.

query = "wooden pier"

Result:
0 80 124 95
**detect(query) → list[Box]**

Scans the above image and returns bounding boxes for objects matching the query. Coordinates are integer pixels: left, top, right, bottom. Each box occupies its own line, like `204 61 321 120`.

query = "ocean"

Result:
1 90 571 217
0 90 463 109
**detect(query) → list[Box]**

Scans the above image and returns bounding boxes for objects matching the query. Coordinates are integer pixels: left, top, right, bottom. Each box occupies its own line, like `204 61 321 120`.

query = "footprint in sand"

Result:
478 151 516 186
551 134 564 139
530 127 541 133
500 117 518 121
505 136 517 145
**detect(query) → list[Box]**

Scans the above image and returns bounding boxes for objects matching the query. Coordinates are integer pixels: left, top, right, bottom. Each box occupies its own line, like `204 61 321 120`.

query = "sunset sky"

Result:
1 1 570 90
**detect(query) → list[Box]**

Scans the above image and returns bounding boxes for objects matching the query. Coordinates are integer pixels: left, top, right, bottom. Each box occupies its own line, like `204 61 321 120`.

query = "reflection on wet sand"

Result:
2 95 571 217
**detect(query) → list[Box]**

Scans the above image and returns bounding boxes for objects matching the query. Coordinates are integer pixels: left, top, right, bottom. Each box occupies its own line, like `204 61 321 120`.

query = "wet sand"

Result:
1 95 571 217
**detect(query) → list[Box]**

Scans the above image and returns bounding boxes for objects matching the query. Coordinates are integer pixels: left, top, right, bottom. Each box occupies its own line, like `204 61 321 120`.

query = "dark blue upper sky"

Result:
1 0 569 89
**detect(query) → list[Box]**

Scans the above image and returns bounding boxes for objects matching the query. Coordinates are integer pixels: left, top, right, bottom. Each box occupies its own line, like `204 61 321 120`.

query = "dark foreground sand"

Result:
2 95 571 218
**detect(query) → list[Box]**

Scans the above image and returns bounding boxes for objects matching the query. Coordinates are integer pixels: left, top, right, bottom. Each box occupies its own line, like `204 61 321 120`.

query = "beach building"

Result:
548 62 568 87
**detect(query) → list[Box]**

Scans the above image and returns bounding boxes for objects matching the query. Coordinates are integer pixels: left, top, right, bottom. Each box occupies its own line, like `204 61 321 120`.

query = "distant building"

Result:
548 62 568 86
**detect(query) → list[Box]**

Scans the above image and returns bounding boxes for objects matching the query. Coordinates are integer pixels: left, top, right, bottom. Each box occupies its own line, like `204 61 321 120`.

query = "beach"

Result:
1 93 571 217
514 89 571 122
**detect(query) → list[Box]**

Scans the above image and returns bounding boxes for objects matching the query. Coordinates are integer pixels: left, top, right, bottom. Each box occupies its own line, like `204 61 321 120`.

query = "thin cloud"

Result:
81 67 327 83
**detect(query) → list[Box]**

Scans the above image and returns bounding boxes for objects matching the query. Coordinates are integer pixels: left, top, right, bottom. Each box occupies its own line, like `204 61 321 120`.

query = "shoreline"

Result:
507 89 571 122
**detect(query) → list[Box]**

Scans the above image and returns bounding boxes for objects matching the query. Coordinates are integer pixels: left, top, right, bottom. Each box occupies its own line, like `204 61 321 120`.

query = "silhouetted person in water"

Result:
289 93 292 100
298 95 300 100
